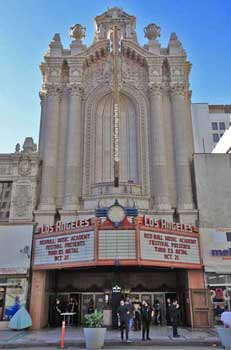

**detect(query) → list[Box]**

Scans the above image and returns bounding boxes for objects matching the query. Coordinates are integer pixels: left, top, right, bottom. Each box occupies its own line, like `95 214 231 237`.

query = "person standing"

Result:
154 299 161 325
54 298 62 327
166 298 172 325
141 300 154 341
133 298 141 331
125 297 134 331
169 299 180 337
117 300 131 343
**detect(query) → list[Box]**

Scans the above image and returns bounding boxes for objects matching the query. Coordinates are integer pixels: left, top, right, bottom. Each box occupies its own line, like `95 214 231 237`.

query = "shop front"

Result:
31 212 211 329
200 228 231 325
0 225 33 328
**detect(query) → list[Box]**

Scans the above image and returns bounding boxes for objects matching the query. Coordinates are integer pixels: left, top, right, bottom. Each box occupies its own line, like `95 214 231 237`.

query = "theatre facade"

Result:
30 8 212 328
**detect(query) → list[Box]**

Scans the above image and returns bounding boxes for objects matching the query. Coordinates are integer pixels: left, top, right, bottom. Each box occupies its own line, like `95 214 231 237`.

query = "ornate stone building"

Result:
30 8 210 329
36 7 196 225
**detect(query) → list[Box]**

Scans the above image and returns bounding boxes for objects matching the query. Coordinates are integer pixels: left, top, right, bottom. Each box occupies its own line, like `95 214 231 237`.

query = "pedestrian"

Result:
54 297 62 327
154 299 161 325
67 297 75 326
133 298 141 331
141 300 154 341
125 297 134 331
169 299 180 337
166 298 172 325
117 300 131 343
221 305 231 328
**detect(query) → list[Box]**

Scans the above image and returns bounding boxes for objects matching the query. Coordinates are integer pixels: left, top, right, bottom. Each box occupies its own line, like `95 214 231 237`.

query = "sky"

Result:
0 0 230 153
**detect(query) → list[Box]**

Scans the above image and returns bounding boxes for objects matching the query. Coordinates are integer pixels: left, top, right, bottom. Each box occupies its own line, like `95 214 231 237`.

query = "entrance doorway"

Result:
130 292 176 325
49 267 188 326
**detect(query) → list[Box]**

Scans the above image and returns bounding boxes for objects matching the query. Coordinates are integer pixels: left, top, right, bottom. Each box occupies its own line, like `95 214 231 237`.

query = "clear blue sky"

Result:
0 0 230 153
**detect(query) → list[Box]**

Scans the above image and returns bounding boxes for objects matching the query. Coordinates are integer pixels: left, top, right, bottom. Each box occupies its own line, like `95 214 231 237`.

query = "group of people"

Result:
53 297 78 327
117 297 181 342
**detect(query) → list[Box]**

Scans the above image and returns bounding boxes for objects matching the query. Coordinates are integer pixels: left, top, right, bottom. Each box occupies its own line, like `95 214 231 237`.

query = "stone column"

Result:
39 86 60 210
170 83 194 210
30 270 48 329
149 83 171 210
56 88 69 208
63 85 82 210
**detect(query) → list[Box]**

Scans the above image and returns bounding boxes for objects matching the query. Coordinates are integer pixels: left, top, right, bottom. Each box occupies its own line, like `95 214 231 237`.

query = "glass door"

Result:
81 293 94 323
95 294 105 311
153 293 166 325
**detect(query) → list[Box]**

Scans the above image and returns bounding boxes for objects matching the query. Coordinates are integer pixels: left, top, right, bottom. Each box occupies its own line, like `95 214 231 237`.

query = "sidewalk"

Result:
0 326 220 348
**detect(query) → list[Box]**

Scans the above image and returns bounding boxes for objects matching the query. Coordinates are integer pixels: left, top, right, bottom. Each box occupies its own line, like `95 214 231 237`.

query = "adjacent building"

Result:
194 153 231 324
192 103 231 153
0 138 39 327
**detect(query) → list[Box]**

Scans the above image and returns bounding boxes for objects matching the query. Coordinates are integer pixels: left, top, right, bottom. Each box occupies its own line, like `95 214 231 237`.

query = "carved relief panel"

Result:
10 181 33 220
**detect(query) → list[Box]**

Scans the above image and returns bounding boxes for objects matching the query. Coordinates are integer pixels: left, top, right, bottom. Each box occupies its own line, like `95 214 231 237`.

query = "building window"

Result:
219 122 226 130
220 133 224 138
212 122 218 130
0 182 12 221
226 232 231 241
212 134 220 143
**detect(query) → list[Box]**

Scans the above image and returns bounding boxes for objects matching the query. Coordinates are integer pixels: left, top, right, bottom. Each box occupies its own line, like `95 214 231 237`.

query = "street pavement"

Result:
0 326 221 349
2 347 223 350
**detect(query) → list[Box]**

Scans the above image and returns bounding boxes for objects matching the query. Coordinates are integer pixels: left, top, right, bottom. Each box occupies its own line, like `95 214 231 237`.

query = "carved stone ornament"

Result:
170 82 185 96
13 182 32 218
149 83 162 96
18 157 32 176
70 24 86 41
68 84 83 97
144 23 161 41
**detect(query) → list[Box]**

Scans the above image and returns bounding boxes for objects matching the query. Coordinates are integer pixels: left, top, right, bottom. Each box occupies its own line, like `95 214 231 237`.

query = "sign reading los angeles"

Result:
33 231 94 267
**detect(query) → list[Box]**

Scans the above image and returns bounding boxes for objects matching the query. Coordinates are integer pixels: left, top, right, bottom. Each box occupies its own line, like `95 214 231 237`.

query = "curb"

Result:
0 338 221 349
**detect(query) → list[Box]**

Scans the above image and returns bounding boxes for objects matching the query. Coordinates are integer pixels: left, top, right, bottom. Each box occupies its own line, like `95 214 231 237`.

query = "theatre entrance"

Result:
53 290 177 326
47 266 189 326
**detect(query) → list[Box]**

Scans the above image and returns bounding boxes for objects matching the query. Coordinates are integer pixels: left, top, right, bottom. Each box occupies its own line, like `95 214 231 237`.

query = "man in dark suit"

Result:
140 300 154 341
169 299 180 337
117 300 131 342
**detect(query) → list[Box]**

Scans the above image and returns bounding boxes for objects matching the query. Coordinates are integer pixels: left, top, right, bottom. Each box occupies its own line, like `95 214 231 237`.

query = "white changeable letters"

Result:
140 231 200 264
34 231 94 266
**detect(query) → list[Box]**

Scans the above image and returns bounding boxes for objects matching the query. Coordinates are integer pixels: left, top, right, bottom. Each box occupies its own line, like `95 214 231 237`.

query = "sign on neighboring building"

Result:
200 228 231 272
0 225 33 275
140 230 200 264
33 230 95 267
98 230 136 259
